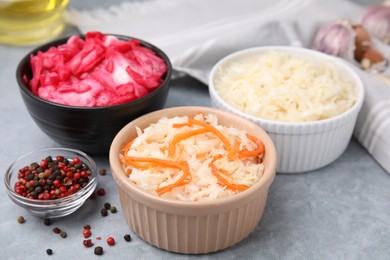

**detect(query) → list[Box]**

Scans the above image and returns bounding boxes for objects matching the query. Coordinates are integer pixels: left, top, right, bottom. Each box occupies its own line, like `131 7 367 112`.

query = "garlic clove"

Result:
361 1 390 44
313 19 388 72
353 24 372 62
312 19 356 62
361 47 387 71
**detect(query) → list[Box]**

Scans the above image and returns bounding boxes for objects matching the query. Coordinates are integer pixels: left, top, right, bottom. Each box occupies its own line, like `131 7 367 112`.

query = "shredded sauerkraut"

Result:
214 50 358 122
120 113 265 201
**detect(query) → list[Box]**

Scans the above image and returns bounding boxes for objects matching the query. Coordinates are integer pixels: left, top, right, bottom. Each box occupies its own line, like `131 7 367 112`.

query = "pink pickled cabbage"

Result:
29 32 168 107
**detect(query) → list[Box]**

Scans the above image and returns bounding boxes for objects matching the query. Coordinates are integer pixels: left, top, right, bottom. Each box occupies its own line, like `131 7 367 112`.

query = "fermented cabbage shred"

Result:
214 51 358 122
120 113 265 201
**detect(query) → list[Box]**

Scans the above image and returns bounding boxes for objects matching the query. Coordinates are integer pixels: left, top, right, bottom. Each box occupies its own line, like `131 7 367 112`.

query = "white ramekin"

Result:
209 46 365 173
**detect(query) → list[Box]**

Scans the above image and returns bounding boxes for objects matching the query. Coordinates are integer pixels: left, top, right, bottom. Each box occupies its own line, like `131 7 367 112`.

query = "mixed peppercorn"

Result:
14 155 92 200
14 167 133 257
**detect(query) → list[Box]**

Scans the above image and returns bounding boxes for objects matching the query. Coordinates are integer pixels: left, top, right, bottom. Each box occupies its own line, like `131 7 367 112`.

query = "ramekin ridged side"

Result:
116 184 269 254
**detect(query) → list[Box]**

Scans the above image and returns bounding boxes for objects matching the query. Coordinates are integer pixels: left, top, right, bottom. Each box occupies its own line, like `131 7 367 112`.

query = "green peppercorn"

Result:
17 216 25 224
38 172 46 179
60 231 67 238
110 206 117 213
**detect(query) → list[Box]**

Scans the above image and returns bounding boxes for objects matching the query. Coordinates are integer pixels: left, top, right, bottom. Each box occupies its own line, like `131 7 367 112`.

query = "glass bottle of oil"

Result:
0 0 69 46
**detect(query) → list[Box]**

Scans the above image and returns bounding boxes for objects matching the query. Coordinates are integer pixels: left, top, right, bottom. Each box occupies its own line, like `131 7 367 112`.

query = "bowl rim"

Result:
15 33 173 110
4 147 97 206
109 106 277 209
208 45 365 128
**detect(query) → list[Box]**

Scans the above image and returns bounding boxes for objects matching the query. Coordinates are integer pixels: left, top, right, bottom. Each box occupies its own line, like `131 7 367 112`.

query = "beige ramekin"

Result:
109 106 277 254
209 46 365 173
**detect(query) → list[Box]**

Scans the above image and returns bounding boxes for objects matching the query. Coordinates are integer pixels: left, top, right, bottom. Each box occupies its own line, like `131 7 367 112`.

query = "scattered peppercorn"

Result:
83 229 92 238
89 192 96 200
100 208 108 217
83 239 94 248
94 246 104 256
104 202 111 210
110 206 117 213
46 249 53 255
107 237 115 246
52 227 61 234
17 216 25 224
124 234 132 242
13 155 92 200
43 218 51 226
60 231 67 238
98 168 106 176
84 224 91 230
97 188 106 196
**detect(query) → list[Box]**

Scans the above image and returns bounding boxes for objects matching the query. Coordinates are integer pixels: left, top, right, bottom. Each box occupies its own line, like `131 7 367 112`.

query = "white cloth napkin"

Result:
65 0 390 174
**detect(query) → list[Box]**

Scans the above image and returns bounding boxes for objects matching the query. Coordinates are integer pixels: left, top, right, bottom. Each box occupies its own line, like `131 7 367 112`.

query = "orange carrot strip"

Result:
208 155 249 191
159 146 168 153
229 138 241 160
124 156 185 169
155 161 191 195
168 127 210 157
125 156 191 196
196 152 208 159
121 139 134 155
188 118 234 158
238 134 265 158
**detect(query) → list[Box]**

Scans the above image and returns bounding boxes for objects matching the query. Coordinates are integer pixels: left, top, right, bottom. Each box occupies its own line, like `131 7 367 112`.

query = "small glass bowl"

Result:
4 148 97 219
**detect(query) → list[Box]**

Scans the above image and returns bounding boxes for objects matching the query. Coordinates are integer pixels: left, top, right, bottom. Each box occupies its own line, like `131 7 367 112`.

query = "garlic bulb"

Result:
361 0 390 44
313 19 386 72
312 19 356 62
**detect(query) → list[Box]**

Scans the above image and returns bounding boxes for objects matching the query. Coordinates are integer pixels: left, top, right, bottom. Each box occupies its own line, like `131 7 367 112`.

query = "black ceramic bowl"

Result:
16 34 172 154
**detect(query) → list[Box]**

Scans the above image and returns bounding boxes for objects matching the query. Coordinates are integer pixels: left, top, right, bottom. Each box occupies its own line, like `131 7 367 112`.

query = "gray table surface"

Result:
1 0 389 259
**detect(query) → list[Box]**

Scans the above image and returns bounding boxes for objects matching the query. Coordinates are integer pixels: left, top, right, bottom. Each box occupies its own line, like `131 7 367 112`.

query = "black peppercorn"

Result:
124 234 132 242
30 162 39 170
94 246 104 255
35 186 43 194
27 173 35 181
100 208 108 217
46 249 53 255
29 191 37 199
98 168 107 176
84 224 91 230
104 202 111 210
43 218 51 226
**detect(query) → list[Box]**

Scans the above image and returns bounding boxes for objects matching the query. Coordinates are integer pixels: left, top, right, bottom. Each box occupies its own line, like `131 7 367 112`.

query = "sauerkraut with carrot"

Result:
120 113 265 201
